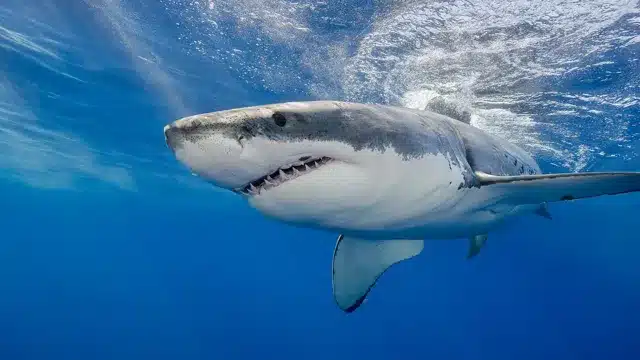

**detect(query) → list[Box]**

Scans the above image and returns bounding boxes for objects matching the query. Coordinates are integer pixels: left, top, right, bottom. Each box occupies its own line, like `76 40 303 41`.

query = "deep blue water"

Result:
1 1 639 359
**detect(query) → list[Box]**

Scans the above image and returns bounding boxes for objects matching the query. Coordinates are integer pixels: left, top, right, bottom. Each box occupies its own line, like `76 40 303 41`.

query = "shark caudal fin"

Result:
332 235 423 313
475 171 640 205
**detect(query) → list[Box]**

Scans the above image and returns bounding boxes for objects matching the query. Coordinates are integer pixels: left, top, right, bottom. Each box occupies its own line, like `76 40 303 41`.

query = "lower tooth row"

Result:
244 158 330 195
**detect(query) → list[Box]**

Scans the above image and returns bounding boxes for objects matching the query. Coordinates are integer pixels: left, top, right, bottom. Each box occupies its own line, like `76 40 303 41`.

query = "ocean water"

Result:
1 0 639 359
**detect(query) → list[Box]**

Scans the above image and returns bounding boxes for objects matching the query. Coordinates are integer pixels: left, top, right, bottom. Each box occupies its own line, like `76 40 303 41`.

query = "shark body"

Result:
164 101 640 312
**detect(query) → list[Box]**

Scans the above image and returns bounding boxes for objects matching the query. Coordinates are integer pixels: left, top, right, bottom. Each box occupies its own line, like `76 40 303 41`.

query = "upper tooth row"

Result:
284 158 329 171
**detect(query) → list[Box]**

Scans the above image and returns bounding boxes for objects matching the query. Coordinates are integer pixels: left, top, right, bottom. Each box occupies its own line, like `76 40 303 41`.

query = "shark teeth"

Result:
238 156 332 196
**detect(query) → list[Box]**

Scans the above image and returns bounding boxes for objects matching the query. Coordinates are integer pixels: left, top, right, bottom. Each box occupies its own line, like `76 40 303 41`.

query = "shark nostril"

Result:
236 135 245 147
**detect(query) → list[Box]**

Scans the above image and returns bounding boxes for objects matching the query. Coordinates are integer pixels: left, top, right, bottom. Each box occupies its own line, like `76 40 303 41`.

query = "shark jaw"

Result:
234 156 334 197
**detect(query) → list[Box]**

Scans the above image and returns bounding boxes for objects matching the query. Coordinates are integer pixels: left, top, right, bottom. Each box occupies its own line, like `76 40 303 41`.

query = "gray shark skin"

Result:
164 100 640 313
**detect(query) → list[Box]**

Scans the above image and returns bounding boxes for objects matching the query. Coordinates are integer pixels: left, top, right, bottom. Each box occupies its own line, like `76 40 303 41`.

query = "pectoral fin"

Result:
467 234 488 259
475 171 640 205
332 235 423 313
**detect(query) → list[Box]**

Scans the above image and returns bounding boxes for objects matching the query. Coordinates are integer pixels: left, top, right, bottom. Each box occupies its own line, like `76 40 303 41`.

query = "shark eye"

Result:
272 112 287 127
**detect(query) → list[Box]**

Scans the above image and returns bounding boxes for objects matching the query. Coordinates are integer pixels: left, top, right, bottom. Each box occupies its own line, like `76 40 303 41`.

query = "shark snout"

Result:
164 111 248 152
164 115 213 152
164 124 182 152
163 118 255 190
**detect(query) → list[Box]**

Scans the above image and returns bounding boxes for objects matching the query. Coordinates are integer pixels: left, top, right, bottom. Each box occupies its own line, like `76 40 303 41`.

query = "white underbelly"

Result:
342 186 535 240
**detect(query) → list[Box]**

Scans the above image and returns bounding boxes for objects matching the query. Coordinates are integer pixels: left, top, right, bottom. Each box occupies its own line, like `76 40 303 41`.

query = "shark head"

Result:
164 101 468 234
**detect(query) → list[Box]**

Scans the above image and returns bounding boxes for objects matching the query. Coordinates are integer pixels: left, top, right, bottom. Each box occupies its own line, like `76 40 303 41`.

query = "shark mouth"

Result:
236 156 333 196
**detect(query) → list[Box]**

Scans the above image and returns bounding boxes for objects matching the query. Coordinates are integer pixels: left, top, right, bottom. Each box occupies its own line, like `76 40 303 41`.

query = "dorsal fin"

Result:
426 96 472 124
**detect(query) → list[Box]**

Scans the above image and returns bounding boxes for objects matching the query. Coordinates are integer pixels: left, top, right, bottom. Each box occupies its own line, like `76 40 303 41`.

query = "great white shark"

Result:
163 100 640 313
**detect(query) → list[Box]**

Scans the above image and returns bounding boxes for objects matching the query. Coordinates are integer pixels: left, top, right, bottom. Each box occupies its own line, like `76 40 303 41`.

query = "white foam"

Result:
341 0 639 171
